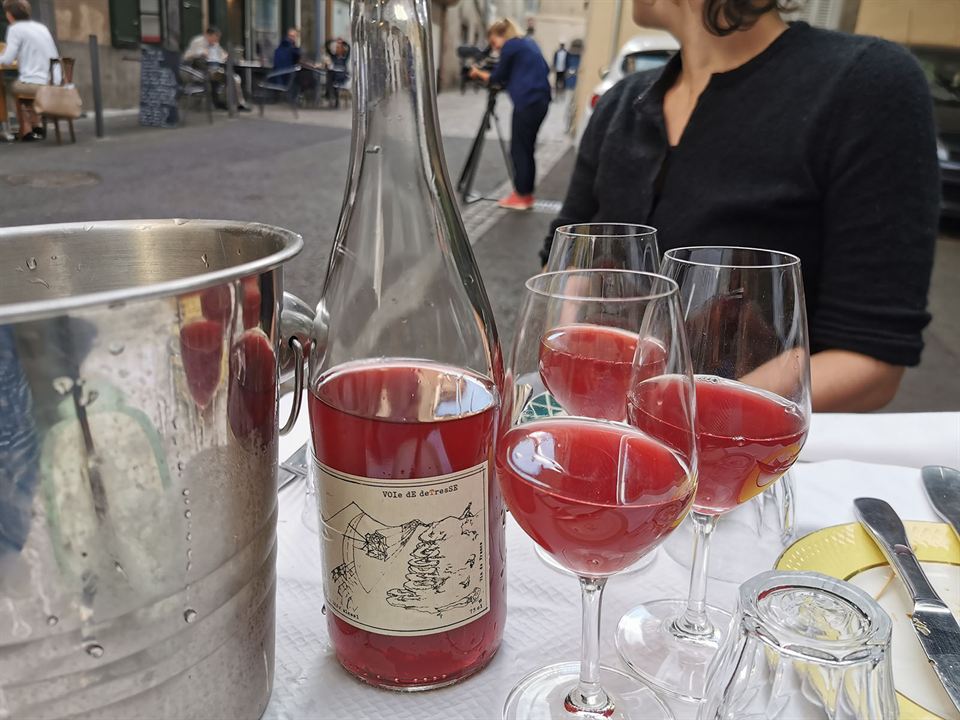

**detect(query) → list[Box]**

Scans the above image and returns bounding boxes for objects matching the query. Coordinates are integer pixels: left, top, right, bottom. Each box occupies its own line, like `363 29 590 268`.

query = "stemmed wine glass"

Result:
499 269 697 720
537 222 663 576
616 247 811 702
545 223 660 272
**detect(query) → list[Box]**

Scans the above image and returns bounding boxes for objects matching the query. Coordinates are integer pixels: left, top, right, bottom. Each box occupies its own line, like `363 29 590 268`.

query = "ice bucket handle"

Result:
279 291 315 435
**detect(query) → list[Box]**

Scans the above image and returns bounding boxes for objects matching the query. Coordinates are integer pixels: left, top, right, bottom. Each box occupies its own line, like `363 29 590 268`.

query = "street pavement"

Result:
0 92 956 411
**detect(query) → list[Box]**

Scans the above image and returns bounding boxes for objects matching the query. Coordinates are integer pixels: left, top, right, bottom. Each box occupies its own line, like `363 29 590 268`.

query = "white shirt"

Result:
554 49 568 72
0 20 59 85
184 35 227 64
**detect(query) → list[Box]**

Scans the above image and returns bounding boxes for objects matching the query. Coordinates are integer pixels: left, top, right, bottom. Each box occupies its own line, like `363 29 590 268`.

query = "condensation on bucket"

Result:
0 219 300 720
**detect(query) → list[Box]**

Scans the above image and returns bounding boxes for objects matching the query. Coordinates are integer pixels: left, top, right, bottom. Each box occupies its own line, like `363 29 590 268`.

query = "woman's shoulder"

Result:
790 23 926 90
506 36 539 53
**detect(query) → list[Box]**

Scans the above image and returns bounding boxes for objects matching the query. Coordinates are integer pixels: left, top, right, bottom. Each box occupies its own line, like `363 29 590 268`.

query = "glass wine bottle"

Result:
307 0 506 691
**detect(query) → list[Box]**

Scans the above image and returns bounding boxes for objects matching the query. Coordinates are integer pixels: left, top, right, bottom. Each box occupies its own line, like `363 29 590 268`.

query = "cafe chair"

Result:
41 58 79 144
177 64 214 125
255 65 301 118
324 71 351 109
15 57 79 144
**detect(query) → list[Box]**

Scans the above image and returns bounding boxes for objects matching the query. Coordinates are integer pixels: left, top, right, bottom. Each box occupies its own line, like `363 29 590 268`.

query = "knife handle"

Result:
854 497 943 605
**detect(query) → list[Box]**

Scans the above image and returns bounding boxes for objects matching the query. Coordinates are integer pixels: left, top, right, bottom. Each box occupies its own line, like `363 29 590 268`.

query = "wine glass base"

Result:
615 599 732 703
534 544 658 576
503 662 674 720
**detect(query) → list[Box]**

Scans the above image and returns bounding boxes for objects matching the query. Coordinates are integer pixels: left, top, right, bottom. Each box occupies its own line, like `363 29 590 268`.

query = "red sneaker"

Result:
497 192 534 211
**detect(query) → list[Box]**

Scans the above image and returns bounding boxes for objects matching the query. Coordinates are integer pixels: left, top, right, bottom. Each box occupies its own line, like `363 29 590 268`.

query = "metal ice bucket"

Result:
0 220 310 719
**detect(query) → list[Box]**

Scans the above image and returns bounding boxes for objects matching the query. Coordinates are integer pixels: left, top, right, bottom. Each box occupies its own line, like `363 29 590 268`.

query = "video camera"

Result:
457 45 501 92
457 44 496 69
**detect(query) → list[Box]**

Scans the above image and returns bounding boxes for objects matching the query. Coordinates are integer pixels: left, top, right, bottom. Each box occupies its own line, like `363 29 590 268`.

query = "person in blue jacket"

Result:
273 27 302 71
470 18 551 211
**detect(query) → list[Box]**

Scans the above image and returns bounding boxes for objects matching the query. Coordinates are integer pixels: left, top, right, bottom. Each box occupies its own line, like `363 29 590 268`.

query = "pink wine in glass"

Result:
629 375 807 515
227 330 277 447
310 359 506 689
539 324 666 420
180 320 223 409
497 417 694 576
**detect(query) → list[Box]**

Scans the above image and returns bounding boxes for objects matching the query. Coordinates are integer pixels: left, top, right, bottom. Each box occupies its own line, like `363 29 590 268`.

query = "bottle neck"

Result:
351 0 445 184
315 0 502 386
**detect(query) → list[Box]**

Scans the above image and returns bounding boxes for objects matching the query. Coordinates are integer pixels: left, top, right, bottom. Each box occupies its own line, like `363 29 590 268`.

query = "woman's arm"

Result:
811 350 905 412
469 68 490 83
810 40 938 410
487 40 517 88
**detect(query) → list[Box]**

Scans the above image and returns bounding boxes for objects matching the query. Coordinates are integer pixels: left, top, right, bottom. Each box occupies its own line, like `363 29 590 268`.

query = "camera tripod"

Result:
456 88 514 204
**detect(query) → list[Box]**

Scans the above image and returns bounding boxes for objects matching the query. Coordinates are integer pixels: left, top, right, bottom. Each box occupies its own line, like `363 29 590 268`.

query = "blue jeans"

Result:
510 98 549 196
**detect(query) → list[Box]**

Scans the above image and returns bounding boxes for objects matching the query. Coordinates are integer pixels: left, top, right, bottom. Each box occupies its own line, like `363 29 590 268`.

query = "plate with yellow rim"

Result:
777 521 960 720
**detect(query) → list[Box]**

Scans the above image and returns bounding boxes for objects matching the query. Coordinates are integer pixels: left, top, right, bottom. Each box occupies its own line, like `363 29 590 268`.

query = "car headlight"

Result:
937 138 950 162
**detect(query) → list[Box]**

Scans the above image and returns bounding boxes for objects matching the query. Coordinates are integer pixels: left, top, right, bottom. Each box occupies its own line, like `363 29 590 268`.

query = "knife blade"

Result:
278 443 309 492
854 497 960 715
922 466 960 539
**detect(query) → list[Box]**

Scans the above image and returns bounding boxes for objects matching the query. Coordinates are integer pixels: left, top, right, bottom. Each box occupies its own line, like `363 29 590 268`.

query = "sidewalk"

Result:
255 89 574 239
0 90 573 304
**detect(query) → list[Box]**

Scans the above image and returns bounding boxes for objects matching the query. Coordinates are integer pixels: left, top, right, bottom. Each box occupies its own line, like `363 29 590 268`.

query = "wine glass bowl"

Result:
500 270 696 720
545 223 660 273
498 415 695 577
616 247 811 702
537 223 662 576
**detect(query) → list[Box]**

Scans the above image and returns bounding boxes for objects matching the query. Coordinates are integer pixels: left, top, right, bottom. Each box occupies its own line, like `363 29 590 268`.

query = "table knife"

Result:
278 443 309 492
922 465 960 539
854 497 960 715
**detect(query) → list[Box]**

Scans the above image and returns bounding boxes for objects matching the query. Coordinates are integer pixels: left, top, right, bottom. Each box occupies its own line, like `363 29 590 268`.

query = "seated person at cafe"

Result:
0 0 59 141
324 37 350 108
274 27 301 70
184 26 250 111
544 0 939 413
273 27 315 98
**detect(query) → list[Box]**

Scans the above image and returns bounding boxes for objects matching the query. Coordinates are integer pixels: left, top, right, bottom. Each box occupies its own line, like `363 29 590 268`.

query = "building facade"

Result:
483 0 586 69
1 0 486 109
570 0 960 135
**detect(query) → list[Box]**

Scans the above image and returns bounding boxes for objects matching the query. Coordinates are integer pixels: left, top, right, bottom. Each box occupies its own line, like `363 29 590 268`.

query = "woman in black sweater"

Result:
546 0 939 412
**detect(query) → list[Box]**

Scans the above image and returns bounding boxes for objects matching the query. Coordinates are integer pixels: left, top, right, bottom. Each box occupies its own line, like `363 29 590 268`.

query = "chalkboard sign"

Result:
139 47 180 128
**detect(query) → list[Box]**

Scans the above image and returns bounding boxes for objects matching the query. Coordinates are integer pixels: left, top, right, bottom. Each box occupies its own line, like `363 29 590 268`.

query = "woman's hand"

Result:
469 66 490 83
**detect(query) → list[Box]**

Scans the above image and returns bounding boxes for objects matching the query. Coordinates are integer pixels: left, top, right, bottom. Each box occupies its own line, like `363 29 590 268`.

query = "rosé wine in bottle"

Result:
307 0 504 690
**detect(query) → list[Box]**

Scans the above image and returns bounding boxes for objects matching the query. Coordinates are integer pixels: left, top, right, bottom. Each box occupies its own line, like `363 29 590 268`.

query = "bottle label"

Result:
315 459 490 636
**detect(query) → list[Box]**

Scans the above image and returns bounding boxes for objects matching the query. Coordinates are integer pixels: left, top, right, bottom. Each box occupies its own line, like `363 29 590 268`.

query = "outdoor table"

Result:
267 403 960 719
307 66 329 108
234 59 265 99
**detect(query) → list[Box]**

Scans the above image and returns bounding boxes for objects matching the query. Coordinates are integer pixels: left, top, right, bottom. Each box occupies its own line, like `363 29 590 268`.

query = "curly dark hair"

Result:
703 0 797 36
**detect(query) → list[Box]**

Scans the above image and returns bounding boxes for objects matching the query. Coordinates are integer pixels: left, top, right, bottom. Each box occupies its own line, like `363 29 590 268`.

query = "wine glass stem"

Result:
779 470 797 545
675 511 719 638
565 576 614 715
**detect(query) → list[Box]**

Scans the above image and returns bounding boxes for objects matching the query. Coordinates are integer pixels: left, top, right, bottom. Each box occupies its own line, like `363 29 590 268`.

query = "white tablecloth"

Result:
266 406 959 720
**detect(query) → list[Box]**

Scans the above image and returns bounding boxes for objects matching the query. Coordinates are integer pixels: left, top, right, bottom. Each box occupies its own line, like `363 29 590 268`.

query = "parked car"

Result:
910 45 960 218
581 30 679 135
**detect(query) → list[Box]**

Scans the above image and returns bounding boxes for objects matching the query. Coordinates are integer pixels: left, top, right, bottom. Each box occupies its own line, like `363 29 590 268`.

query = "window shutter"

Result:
783 0 844 30
110 0 142 48
180 0 204 49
